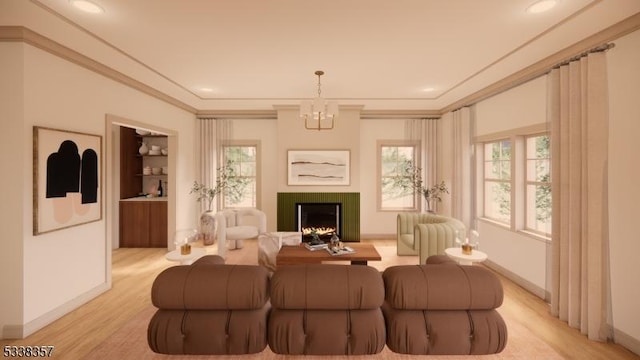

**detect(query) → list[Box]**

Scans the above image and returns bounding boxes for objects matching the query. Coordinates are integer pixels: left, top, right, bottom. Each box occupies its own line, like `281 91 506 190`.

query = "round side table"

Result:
165 247 207 265
445 247 488 265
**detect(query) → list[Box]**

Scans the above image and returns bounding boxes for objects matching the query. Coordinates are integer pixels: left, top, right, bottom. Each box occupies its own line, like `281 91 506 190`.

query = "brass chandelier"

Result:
300 70 339 131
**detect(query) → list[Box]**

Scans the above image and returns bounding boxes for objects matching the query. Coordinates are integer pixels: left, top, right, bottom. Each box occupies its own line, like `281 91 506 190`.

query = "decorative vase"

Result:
138 142 149 155
199 210 217 246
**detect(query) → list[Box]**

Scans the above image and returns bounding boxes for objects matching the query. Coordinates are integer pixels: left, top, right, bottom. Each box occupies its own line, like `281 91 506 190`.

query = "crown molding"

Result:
440 11 640 114
196 109 277 119
0 26 197 114
360 109 440 119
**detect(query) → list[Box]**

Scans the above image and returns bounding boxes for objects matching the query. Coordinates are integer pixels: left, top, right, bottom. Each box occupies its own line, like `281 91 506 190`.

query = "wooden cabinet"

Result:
119 200 167 247
120 127 142 199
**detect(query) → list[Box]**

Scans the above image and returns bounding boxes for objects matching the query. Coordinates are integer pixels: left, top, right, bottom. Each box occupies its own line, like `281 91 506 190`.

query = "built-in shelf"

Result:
136 174 168 177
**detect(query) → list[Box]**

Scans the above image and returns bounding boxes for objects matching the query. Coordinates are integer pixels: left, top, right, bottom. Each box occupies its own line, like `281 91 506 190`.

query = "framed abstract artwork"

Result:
33 126 102 235
287 150 350 186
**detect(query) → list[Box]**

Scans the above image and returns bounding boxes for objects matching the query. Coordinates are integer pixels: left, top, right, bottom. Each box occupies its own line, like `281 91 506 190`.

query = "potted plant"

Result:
190 160 248 245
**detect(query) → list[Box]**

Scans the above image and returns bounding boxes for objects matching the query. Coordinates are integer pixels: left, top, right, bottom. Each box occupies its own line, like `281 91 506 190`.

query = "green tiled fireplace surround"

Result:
277 192 360 242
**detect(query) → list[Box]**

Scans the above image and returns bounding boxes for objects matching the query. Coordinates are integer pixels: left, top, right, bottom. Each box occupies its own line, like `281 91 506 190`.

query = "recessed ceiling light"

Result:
422 87 436 92
199 87 214 93
70 0 105 14
526 0 558 14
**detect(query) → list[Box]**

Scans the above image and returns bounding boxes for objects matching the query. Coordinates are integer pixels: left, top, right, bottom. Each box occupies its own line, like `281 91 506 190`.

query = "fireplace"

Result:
297 203 341 242
277 192 359 242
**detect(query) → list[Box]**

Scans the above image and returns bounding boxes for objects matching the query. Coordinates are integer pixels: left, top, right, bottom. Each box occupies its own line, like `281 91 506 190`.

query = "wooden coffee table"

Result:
276 243 381 266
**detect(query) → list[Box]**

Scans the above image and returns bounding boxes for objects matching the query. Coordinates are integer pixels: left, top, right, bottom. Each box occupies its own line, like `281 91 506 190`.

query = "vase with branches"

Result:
190 160 249 245
397 161 449 213
190 159 248 211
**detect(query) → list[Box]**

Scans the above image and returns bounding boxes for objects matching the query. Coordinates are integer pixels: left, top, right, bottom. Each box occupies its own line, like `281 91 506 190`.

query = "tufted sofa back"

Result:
382 262 507 355
268 264 386 355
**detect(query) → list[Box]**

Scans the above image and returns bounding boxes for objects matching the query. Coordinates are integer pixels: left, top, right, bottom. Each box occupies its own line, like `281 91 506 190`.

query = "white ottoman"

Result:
258 232 302 271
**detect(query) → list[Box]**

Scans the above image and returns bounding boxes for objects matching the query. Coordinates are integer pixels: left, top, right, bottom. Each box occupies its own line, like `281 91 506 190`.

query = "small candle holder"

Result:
461 243 473 255
180 243 191 255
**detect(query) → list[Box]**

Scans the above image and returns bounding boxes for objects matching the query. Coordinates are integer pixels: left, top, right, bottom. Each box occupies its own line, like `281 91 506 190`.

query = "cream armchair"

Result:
397 213 465 264
215 208 266 258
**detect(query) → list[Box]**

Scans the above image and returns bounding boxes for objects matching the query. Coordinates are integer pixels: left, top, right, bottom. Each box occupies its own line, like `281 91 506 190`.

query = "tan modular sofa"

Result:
397 212 465 264
148 255 507 356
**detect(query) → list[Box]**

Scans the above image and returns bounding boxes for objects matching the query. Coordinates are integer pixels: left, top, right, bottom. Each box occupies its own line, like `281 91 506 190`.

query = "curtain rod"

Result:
553 42 615 68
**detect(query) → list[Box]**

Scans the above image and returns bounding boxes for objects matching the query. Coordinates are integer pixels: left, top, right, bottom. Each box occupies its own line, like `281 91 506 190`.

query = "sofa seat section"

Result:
382 261 507 355
148 258 270 355
268 264 386 355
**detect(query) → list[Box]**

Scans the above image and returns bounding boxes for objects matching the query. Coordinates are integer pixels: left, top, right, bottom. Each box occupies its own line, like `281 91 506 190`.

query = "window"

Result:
222 144 257 208
379 143 418 211
483 140 511 224
525 134 551 235
476 125 551 240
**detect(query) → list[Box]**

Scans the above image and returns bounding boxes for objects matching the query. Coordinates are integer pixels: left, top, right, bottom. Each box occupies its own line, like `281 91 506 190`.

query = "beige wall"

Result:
470 76 549 295
359 119 408 235
0 42 26 337
276 106 362 194
0 42 196 338
608 28 640 353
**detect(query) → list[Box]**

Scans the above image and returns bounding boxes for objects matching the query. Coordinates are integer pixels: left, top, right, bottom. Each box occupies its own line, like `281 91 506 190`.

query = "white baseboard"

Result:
360 233 395 240
483 259 547 300
2 282 110 339
614 328 640 356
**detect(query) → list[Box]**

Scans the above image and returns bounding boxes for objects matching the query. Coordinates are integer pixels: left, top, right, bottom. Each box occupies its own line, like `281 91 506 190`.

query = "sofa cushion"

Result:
268 308 386 355
383 264 503 310
192 254 225 266
226 225 259 240
382 306 507 355
270 264 384 310
149 306 270 355
152 264 269 310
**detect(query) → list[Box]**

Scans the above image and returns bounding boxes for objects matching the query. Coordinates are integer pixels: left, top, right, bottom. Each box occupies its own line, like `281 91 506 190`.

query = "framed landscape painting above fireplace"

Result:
287 150 350 186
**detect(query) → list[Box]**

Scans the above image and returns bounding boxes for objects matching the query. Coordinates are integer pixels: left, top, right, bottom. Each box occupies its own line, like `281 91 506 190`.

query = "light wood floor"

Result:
0 239 637 359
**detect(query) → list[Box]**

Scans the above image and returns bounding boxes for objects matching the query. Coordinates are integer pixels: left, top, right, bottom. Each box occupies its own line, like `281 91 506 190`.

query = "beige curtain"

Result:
549 51 611 341
452 107 473 229
405 118 439 212
198 118 233 212
198 118 216 213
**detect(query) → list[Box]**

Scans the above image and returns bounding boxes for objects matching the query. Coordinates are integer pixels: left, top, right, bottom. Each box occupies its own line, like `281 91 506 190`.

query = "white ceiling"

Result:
29 0 640 111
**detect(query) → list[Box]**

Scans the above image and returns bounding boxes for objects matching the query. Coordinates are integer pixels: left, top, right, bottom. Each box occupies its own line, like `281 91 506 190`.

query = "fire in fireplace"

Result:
296 203 341 242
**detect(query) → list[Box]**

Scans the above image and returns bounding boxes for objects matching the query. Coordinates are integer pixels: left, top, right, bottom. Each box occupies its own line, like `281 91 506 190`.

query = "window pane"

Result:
382 179 415 208
380 145 416 209
525 134 551 234
484 181 511 223
500 160 511 179
485 161 500 179
526 184 552 233
501 141 511 159
223 145 257 208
